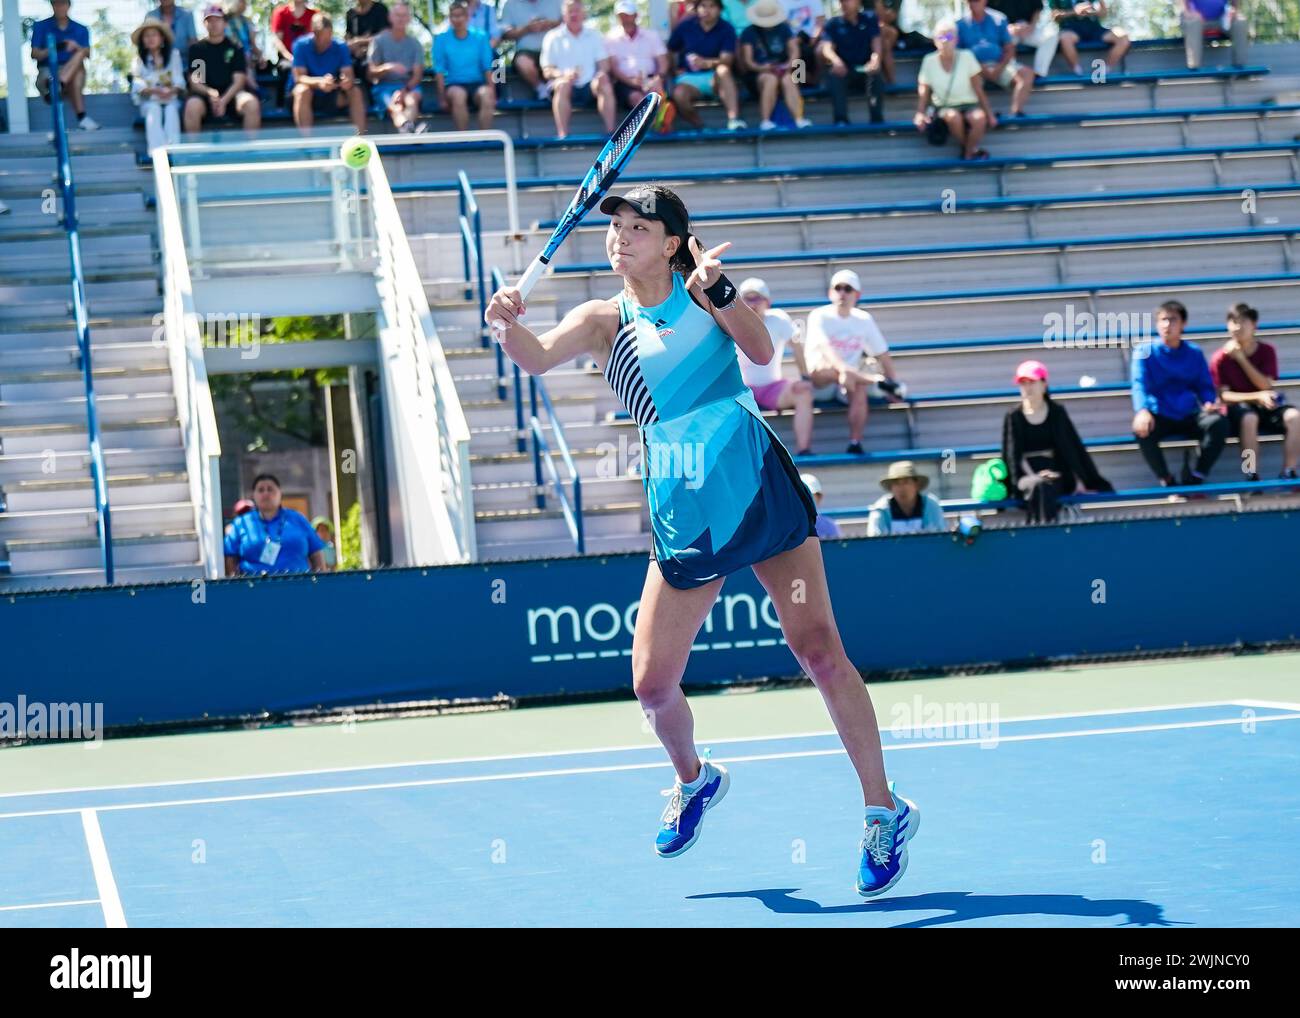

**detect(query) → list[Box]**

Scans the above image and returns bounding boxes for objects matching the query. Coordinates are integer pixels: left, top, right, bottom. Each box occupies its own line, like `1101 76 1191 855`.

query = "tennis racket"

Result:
490 91 661 334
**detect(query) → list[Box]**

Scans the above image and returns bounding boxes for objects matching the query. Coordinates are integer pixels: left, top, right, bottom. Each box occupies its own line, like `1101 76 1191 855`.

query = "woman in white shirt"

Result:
913 17 995 160
131 18 184 152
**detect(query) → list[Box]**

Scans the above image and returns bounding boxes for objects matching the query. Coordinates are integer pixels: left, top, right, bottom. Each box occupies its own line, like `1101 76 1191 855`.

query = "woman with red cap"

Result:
1002 359 1112 523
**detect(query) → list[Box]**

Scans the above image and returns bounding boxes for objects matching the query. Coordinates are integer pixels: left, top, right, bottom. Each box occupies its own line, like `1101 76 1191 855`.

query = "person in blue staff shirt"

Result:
224 473 327 575
31 0 99 130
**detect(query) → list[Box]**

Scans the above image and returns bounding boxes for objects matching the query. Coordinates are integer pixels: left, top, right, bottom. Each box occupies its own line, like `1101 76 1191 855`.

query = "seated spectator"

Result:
312 516 339 569
184 6 262 132
271 0 318 105
605 0 673 128
736 277 817 455
147 0 199 60
915 18 994 160
1131 300 1229 487
817 0 883 126
739 0 813 131
501 0 563 100
368 2 426 133
787 0 825 87
875 0 930 84
958 0 1033 118
1210 303 1300 482
225 0 267 96
668 0 746 131
1002 359 1112 523
541 0 616 139
223 497 255 538
434 0 498 131
131 18 184 152
989 0 1058 77
31 0 99 131
1181 0 1248 71
867 461 945 535
345 0 390 96
804 268 903 455
224 474 327 576
1046 0 1128 76
466 0 503 47
292 13 368 132
800 473 843 538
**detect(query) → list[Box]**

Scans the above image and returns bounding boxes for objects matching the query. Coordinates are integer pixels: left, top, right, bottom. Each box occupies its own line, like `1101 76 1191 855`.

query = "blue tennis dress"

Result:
606 273 818 590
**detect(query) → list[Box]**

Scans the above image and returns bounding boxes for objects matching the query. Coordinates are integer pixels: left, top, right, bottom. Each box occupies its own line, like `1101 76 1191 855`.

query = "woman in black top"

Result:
1002 360 1113 522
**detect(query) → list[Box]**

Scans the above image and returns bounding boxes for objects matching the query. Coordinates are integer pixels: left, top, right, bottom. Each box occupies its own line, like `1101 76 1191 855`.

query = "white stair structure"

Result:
0 127 203 591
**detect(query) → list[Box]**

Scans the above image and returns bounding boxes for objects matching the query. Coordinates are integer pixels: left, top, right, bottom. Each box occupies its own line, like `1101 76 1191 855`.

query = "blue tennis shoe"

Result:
857 787 920 897
655 760 730 858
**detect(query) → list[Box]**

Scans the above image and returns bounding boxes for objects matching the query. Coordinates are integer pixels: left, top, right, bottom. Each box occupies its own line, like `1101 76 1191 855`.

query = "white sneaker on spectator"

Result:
398 120 415 134
759 119 777 131
413 120 429 134
77 114 100 131
0 201 9 215
726 117 747 131
535 82 550 100
796 117 814 129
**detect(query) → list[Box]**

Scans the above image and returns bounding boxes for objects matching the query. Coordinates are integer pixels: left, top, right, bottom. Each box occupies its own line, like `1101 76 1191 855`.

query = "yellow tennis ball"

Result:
342 138 373 169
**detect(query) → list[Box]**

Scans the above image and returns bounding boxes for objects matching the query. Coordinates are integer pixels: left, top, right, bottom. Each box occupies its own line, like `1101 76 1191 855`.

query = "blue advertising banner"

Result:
1 510 1295 729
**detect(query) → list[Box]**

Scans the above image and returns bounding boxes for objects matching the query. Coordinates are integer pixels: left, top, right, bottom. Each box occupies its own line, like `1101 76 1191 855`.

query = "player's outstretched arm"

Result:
486 290 616 375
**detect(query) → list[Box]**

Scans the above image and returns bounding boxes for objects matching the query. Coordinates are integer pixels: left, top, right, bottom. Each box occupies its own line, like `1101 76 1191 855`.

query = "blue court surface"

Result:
2 700 1297 928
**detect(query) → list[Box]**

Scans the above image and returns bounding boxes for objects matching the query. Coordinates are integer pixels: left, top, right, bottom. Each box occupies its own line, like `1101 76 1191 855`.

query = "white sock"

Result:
681 761 710 793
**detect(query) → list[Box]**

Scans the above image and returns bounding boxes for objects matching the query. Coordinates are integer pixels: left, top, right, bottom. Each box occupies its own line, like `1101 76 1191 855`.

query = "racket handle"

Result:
489 253 549 340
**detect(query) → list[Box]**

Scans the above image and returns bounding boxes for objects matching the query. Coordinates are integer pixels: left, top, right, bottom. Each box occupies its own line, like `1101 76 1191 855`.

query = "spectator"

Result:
147 0 199 61
501 0 563 100
1002 359 1112 523
541 0 616 139
271 0 319 105
312 516 339 569
875 0 931 84
739 0 813 131
788 0 826 86
605 0 673 127
1181 0 1248 71
434 0 498 131
224 0 266 96
915 16 994 159
668 0 745 131
989 0 1058 77
131 18 184 152
867 461 946 535
736 277 817 456
1046 0 1128 76
223 474 327 576
292 13 368 132
1131 300 1229 487
185 6 262 132
1210 303 1300 482
345 0 390 96
818 0 883 126
804 268 903 455
223 497 255 538
800 473 844 538
368 2 426 133
466 0 503 47
30 0 99 131
957 0 1034 118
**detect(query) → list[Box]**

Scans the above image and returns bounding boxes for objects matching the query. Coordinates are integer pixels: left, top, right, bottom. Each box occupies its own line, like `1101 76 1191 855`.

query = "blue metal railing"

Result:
48 45 114 583
486 268 587 552
456 171 488 346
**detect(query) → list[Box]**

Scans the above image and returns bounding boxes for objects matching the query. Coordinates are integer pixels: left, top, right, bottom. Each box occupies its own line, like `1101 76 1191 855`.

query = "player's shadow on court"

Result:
688 889 1191 927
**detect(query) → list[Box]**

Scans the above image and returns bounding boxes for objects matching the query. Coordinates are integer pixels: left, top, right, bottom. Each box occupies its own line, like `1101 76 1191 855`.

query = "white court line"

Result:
1235 698 1300 711
80 810 126 929
0 899 99 913
0 711 1293 823
0 699 1263 802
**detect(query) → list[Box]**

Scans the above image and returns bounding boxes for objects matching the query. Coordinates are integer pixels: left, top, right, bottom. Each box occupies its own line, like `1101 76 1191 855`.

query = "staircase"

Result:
0 126 203 591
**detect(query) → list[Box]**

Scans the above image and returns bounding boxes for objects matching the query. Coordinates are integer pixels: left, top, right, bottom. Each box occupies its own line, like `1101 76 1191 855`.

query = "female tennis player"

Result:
485 184 918 896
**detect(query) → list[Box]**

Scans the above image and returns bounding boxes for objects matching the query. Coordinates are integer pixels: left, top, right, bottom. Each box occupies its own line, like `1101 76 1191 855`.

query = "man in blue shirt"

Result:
434 0 498 131
957 0 1034 117
292 12 368 131
1131 300 1229 487
817 0 883 125
30 0 99 130
667 0 745 131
